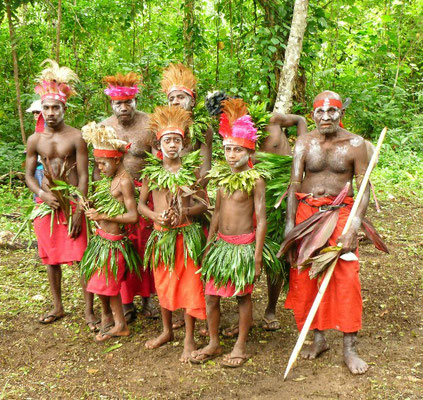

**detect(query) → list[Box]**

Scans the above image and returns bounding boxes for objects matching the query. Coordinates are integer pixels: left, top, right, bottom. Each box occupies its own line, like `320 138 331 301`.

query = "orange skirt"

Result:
153 232 206 320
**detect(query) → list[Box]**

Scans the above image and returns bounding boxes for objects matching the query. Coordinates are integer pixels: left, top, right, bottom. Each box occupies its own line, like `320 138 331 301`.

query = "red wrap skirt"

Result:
33 198 87 265
285 193 362 333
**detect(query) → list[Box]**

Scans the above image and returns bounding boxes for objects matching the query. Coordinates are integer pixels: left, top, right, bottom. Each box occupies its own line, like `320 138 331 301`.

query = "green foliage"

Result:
207 161 270 196
92 177 126 218
140 150 202 194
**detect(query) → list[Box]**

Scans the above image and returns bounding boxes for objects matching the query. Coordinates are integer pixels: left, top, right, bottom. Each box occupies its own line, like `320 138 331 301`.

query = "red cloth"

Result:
153 228 206 320
205 231 255 298
33 198 87 265
120 182 156 303
86 230 126 296
285 193 362 333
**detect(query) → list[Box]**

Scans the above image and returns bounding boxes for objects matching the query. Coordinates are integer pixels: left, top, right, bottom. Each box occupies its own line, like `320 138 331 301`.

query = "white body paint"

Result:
350 137 364 147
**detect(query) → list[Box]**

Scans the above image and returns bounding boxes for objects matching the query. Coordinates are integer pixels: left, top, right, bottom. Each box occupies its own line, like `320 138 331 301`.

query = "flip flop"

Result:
86 319 101 332
141 304 159 319
221 354 250 368
38 313 64 325
222 325 239 338
124 308 137 324
94 330 131 343
190 349 223 364
262 317 281 331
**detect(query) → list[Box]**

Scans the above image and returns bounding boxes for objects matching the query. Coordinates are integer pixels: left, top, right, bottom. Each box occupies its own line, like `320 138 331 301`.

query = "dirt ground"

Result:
0 199 422 400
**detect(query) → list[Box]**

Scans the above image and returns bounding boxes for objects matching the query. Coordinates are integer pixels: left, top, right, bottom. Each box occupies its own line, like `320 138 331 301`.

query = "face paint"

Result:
112 99 136 122
234 154 249 168
160 134 183 160
168 90 194 111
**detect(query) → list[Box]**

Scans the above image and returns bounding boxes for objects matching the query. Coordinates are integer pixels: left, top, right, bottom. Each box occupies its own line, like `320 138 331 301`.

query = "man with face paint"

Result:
100 72 156 323
25 60 95 328
161 63 213 178
138 106 208 363
284 90 370 375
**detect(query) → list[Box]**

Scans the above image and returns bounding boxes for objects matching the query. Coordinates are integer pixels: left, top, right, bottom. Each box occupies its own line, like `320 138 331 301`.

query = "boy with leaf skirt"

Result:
192 98 282 368
138 106 208 362
80 123 141 342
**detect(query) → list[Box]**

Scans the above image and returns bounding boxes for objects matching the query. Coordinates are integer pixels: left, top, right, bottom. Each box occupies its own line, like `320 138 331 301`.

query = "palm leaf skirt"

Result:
198 238 285 294
144 223 205 272
80 234 141 284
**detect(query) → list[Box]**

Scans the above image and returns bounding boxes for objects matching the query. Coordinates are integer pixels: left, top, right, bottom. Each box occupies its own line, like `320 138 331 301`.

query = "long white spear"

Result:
283 127 388 381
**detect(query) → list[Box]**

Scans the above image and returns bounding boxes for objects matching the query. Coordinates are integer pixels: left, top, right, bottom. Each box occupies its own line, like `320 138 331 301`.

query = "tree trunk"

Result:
5 0 26 145
273 0 309 114
55 0 62 62
183 0 194 68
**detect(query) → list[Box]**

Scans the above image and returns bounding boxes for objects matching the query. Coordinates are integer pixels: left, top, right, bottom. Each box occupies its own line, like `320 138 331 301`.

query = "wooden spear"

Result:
283 127 388 381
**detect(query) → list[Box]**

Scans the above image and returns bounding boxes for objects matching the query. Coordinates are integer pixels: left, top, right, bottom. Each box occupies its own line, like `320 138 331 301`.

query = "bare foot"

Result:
94 326 130 342
344 332 369 375
190 343 222 364
301 330 330 359
85 312 101 332
145 331 174 349
180 339 197 363
172 319 185 329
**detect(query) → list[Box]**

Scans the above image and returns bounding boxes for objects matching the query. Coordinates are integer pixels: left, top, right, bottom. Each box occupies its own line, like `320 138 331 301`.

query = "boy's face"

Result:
160 133 183 159
224 145 250 168
96 157 120 177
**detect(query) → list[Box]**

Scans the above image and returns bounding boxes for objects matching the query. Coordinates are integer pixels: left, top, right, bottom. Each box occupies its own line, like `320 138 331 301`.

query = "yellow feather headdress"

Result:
82 122 128 158
161 63 197 99
34 59 79 103
150 106 193 140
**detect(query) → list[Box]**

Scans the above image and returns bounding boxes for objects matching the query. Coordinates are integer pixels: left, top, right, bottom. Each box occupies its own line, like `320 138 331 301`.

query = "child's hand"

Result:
254 260 262 282
152 212 166 226
86 208 105 222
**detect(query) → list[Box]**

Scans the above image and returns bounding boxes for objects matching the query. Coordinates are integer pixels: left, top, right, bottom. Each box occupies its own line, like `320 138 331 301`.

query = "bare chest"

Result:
36 134 76 159
306 140 352 174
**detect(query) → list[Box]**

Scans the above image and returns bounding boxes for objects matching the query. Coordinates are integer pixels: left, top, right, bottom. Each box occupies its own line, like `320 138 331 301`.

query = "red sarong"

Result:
120 181 155 303
285 193 362 333
33 198 87 265
205 231 255 298
153 226 206 320
86 229 126 296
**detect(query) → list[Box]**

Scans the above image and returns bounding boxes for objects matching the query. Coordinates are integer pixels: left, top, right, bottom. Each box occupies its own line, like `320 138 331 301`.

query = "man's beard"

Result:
319 125 338 135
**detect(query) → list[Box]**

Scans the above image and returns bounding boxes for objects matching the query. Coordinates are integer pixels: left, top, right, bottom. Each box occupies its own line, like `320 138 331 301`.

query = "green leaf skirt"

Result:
80 230 141 284
198 236 285 294
144 223 205 272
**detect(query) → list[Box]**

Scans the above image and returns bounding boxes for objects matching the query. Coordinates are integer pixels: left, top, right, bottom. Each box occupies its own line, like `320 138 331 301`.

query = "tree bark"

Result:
273 0 309 114
55 0 62 62
183 0 194 68
5 0 26 145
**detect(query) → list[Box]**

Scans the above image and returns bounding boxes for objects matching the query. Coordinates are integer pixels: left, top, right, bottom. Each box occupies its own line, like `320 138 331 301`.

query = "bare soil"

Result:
0 200 422 399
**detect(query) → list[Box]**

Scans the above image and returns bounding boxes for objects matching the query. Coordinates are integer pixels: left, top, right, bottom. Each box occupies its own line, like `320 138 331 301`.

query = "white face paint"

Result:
112 99 136 122
309 138 323 163
234 154 249 168
162 148 181 159
350 137 364 147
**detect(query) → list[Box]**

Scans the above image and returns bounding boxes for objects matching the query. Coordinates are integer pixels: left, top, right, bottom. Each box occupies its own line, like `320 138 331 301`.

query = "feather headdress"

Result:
161 63 197 99
150 106 193 140
34 59 78 104
103 72 141 100
34 59 78 132
82 122 129 158
219 98 258 150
